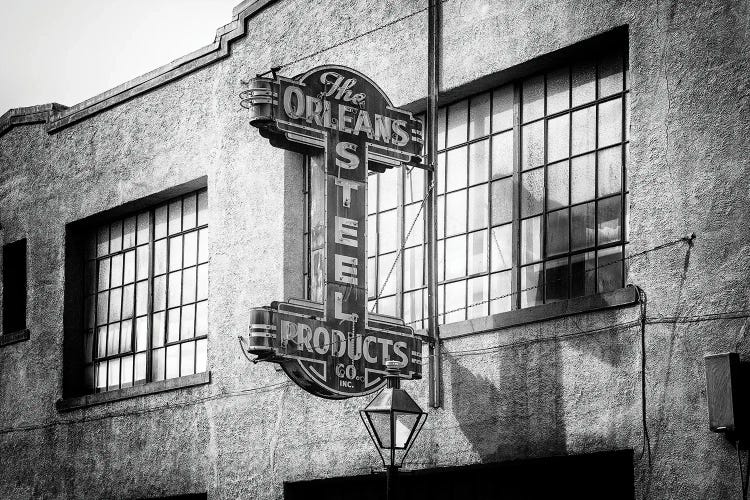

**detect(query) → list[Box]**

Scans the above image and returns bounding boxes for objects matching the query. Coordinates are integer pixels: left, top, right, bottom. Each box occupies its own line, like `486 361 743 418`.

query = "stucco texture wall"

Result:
0 0 748 498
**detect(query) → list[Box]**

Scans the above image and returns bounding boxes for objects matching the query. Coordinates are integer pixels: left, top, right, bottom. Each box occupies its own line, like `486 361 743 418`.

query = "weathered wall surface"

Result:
0 0 748 498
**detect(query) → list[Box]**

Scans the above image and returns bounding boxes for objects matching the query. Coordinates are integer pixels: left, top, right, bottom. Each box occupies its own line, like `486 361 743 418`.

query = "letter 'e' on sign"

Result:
240 66 424 399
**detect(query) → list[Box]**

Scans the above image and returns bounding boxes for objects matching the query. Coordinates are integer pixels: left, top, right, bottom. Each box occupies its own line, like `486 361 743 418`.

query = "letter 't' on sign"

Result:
240 66 424 399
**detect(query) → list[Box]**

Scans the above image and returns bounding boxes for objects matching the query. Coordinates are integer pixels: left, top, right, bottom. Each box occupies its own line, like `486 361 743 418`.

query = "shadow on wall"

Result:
448 338 567 462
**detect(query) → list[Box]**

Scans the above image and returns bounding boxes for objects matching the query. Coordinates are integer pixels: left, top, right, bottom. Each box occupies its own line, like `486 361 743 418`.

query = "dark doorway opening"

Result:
284 449 633 500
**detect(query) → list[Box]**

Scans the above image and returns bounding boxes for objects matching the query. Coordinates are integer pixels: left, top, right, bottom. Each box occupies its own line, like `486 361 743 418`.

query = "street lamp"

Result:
360 360 428 500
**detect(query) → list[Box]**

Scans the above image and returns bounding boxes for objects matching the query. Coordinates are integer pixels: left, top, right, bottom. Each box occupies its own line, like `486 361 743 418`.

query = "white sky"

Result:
0 0 240 114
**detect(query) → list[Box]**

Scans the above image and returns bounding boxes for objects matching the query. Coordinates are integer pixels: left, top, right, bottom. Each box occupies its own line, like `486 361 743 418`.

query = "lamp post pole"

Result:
386 364 400 500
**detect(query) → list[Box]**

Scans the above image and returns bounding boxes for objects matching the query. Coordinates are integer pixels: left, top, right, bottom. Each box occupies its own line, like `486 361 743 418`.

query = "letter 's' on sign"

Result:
239 66 425 399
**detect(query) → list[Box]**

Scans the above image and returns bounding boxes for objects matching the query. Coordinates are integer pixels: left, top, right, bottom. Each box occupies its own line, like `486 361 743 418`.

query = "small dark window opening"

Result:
3 239 27 334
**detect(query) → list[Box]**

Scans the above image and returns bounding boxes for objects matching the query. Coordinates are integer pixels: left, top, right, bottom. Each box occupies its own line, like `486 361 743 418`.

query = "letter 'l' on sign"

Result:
240 66 425 399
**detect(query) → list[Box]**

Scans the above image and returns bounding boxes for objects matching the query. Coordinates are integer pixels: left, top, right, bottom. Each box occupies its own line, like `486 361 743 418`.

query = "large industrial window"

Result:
306 48 629 328
83 189 208 392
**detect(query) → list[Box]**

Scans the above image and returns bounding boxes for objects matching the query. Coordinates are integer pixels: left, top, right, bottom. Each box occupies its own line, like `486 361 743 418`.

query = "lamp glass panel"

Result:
367 412 392 449
394 412 420 449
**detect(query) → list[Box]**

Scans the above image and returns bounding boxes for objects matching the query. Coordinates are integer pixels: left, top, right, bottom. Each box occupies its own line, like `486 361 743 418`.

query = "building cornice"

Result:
0 0 279 138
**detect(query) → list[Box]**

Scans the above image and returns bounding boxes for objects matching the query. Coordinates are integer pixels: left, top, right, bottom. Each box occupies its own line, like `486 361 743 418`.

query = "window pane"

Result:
545 257 569 303
571 202 596 251
571 105 596 155
377 295 397 316
198 229 208 263
120 319 133 353
153 275 166 311
598 195 622 245
109 287 122 322
196 302 208 337
122 284 134 320
183 231 198 268
181 341 196 376
445 235 467 280
547 114 570 163
521 216 542 264
154 239 167 275
490 224 512 272
403 290 423 327
467 276 488 319
438 240 444 282
547 161 569 209
521 167 544 217
469 92 491 140
490 271 512 314
404 167 424 205
96 362 107 391
468 184 488 231
368 174 378 213
444 280 466 323
377 253 398 296
492 84 514 132
121 355 134 387
446 146 468 191
97 292 109 325
196 339 208 373
491 131 513 178
379 210 398 254
136 212 150 245
168 200 182 235
135 352 147 382
469 139 489 185
521 264 543 307
571 153 595 204
404 203 424 248
467 230 488 275
167 308 180 343
598 53 624 98
522 75 544 123
197 190 208 226
571 251 596 298
154 205 168 239
98 257 110 291
598 145 623 196
546 66 570 115
445 189 467 237
183 193 197 230
107 323 119 356
491 178 512 225
169 235 183 272
446 100 468 147
110 221 123 253
197 264 208 301
572 60 596 106
135 316 148 352
123 216 136 249
521 121 544 170
97 325 107 358
437 195 444 239
379 167 398 211
403 246 424 290
135 281 148 316
598 98 622 148
108 358 120 389
97 225 109 256
111 254 123 287
152 347 166 381
168 271 182 308
123 250 136 285
368 214 377 255
181 304 196 340
152 311 165 348
547 209 569 256
597 246 623 292
182 267 197 304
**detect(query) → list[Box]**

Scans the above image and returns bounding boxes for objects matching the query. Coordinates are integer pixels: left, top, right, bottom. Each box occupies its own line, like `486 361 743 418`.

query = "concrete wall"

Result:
0 0 748 498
